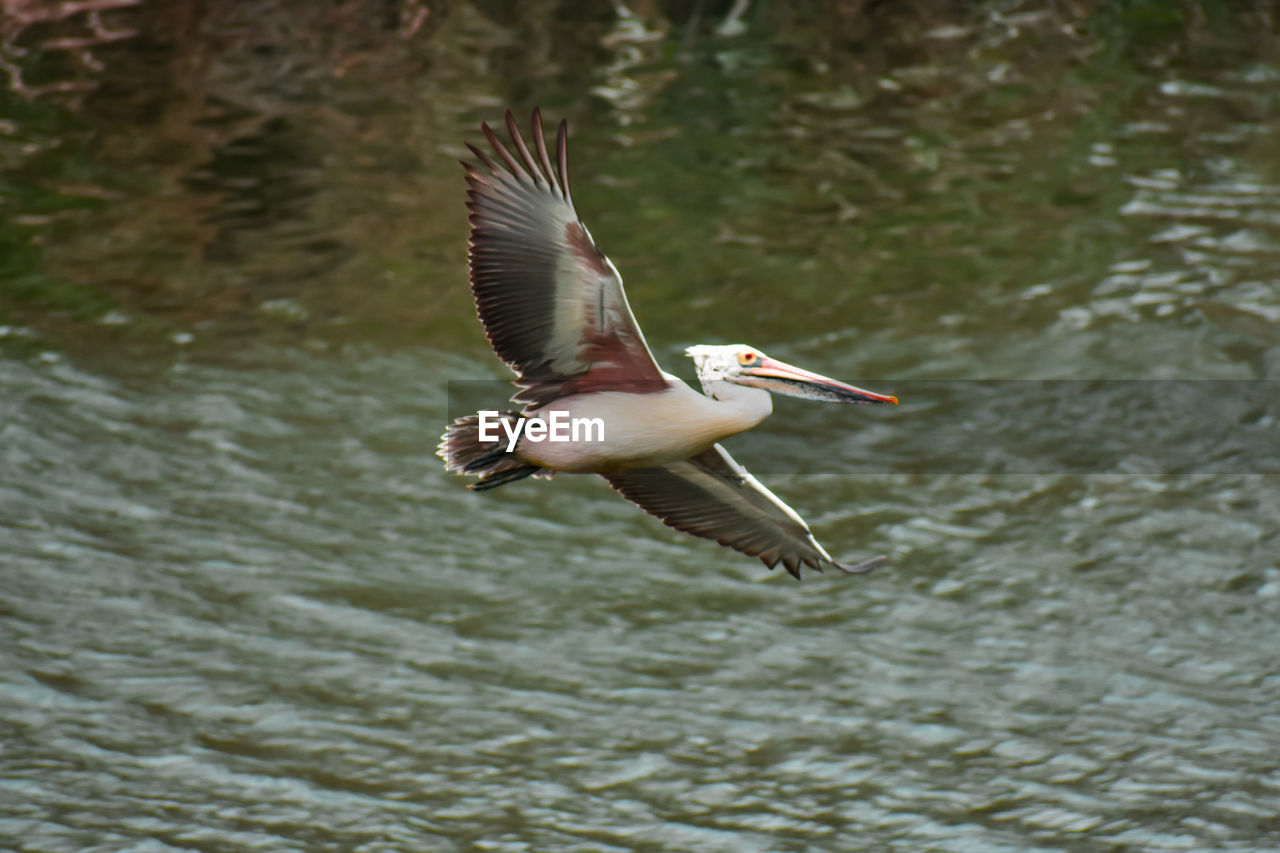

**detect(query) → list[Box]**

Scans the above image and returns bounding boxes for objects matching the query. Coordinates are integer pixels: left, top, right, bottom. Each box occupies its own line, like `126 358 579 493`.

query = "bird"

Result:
438 109 898 579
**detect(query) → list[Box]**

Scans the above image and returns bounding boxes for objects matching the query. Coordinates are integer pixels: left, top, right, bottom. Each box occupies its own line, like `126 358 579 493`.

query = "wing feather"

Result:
603 445 887 579
465 109 663 407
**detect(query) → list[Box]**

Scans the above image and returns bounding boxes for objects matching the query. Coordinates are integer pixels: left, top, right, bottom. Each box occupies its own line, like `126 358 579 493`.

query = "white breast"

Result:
518 375 772 473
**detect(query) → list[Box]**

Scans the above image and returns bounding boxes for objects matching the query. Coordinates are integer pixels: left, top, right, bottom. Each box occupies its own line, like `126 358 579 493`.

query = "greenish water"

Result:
2 3 1279 850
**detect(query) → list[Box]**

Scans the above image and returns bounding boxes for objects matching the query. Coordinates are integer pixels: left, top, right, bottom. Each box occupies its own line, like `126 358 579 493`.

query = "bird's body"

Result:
517 373 770 472
439 109 897 578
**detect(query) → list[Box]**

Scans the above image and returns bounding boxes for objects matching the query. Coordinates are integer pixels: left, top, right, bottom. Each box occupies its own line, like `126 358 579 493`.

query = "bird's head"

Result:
684 344 898 405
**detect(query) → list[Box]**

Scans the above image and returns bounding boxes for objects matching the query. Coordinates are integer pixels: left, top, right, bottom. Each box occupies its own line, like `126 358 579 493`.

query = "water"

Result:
3 3 1280 850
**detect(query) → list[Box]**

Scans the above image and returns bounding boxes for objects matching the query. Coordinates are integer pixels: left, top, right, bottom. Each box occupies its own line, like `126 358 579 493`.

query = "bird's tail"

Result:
437 411 550 491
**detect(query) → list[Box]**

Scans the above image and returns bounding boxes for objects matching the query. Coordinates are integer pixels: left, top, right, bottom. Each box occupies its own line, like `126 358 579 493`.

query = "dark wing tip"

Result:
833 555 889 575
527 107 565 201
767 554 807 580
481 121 522 178
464 142 498 175
505 109 547 188
556 119 571 203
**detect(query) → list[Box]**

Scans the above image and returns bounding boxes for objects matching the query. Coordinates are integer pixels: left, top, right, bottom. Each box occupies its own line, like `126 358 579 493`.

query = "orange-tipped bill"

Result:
739 357 899 405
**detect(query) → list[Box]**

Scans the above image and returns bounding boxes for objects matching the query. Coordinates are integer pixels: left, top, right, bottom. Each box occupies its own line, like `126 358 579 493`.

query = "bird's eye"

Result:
737 351 759 366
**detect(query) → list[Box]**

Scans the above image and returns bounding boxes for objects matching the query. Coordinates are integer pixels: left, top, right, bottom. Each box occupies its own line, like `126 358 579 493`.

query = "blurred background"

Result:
2 1 1279 850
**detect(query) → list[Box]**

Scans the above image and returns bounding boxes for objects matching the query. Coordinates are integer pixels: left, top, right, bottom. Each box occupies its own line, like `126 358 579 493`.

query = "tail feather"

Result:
437 411 551 490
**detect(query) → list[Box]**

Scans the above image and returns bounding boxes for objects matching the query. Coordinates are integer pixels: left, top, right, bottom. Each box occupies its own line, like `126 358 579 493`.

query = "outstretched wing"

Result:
603 444 887 579
464 109 665 407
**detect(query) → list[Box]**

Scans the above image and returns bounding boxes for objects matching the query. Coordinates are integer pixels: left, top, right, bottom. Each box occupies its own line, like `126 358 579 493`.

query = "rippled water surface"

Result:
3 3 1280 851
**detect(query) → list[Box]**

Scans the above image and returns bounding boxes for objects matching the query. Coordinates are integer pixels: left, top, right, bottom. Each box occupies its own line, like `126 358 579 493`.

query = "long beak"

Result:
739 356 898 405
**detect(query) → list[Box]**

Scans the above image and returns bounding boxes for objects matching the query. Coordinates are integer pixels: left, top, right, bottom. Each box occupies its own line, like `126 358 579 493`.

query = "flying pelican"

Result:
438 109 898 578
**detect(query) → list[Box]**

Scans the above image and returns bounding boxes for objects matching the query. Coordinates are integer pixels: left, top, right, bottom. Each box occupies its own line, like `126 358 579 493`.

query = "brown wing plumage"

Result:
464 109 665 407
603 444 887 579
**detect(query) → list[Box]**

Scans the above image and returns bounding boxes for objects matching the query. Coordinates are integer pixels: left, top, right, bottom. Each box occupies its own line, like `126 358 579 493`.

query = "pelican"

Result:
438 109 898 578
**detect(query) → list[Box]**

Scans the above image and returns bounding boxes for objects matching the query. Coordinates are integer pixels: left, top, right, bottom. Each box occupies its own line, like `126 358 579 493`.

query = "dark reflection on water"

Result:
3 1 1280 850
